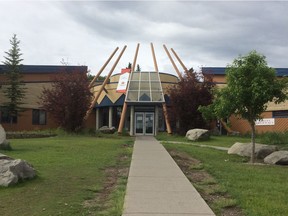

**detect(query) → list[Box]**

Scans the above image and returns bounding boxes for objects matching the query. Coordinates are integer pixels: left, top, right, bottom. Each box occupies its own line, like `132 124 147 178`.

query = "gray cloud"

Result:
0 1 287 76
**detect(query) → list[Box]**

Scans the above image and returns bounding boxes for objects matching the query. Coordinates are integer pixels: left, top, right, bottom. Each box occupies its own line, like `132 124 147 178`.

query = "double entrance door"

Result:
135 112 154 135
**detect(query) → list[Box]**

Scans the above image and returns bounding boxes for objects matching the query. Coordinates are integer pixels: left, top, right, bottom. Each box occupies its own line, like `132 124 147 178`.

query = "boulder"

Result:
99 126 116 134
0 155 36 187
228 142 278 159
0 124 12 150
0 124 6 144
186 129 210 141
264 151 288 165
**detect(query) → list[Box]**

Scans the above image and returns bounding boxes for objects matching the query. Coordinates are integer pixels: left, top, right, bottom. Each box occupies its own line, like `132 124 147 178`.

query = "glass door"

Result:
145 113 154 135
135 112 154 135
135 112 144 135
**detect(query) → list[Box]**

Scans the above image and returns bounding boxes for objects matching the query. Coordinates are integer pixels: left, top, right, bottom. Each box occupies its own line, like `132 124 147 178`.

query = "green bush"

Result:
258 131 288 145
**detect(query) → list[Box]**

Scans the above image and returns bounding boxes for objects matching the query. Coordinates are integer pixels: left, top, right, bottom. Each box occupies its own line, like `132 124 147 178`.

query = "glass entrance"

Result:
135 113 144 134
135 112 154 135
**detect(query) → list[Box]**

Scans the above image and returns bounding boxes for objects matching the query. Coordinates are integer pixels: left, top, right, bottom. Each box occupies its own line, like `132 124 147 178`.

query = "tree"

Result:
199 51 288 163
2 34 26 123
168 68 215 135
127 62 132 69
40 68 93 132
136 64 141 72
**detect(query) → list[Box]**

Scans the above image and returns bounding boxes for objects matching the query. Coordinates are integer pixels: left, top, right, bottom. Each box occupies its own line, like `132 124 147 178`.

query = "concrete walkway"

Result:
161 141 229 151
122 136 215 216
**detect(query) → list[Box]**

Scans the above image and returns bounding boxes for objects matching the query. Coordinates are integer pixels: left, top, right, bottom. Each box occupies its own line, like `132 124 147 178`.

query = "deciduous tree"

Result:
168 68 214 135
199 51 288 163
40 68 93 132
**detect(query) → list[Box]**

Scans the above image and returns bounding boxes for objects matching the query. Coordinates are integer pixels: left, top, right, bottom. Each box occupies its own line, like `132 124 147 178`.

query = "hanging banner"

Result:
116 69 131 93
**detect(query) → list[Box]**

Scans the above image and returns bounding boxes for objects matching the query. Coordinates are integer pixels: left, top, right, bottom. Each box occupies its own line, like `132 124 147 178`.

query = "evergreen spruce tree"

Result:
2 34 26 123
136 64 141 72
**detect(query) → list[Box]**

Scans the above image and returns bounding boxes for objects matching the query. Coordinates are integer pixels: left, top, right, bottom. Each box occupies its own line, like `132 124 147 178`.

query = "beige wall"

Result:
1 72 96 131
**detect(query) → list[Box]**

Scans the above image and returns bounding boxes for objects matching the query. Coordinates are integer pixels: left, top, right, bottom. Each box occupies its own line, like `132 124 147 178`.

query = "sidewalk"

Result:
122 136 215 216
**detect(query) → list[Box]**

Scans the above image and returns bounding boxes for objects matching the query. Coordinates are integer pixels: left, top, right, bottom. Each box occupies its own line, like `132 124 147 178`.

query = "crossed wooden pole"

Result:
85 43 188 135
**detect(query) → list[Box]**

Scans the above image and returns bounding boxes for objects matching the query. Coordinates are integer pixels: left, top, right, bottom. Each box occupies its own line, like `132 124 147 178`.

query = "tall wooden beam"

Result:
118 43 140 134
150 42 159 72
88 47 119 88
163 44 183 80
85 45 127 120
171 48 188 73
132 43 140 71
162 103 172 134
151 43 172 134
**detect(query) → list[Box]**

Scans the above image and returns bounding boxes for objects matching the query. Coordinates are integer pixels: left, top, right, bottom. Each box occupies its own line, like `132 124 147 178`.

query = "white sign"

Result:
116 72 129 93
255 118 275 126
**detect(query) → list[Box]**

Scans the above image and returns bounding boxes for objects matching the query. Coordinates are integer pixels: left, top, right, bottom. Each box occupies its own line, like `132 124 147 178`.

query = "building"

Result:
0 65 95 131
0 64 179 134
91 70 179 135
203 67 288 134
1 43 287 135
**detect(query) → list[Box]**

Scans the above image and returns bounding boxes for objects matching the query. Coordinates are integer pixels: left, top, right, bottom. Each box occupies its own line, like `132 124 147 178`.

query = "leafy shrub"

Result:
258 131 288 145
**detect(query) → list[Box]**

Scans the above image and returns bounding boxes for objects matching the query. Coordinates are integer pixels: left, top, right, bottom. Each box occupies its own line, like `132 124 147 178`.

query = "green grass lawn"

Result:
156 132 254 148
163 140 288 216
0 135 133 216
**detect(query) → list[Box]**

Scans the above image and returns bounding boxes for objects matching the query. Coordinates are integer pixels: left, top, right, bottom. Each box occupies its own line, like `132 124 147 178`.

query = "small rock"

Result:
99 126 116 134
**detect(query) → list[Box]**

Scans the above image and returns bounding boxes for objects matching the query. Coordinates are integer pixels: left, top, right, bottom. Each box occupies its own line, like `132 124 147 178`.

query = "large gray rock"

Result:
0 124 6 144
0 124 12 150
264 151 288 165
186 129 210 141
228 142 278 159
0 155 36 187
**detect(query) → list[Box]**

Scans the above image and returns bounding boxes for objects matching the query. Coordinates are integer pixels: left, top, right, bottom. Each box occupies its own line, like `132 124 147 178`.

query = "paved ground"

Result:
161 141 229 151
122 136 215 216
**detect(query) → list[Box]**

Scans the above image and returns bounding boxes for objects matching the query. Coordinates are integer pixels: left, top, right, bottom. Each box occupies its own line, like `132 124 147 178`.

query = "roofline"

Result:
0 65 88 74
202 67 288 77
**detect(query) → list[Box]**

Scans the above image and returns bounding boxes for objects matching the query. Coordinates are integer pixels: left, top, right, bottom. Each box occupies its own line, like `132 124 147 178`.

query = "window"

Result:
0 107 17 123
32 109 47 125
272 110 288 118
126 71 165 102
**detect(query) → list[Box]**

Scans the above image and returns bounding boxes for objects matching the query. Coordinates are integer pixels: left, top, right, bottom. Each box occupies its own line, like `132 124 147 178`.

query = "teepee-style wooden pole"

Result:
118 43 140 134
163 44 183 80
150 42 159 72
171 48 188 73
151 43 172 134
88 47 119 88
85 45 127 120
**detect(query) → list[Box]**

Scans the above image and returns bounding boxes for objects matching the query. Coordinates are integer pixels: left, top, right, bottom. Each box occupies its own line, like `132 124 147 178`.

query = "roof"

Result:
202 67 288 77
0 65 88 74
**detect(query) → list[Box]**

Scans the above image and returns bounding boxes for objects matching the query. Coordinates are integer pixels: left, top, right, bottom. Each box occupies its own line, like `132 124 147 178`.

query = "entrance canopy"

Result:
125 71 165 103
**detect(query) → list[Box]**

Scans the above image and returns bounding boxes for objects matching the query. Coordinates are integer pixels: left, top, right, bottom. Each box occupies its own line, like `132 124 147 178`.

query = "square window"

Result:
0 107 17 124
32 109 46 125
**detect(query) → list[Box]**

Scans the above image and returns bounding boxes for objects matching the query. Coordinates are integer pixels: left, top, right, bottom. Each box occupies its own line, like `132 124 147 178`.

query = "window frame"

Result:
0 107 17 124
32 109 47 125
272 110 288 118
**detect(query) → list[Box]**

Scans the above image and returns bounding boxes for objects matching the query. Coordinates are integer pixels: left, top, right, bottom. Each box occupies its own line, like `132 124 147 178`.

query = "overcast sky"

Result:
0 1 288 76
